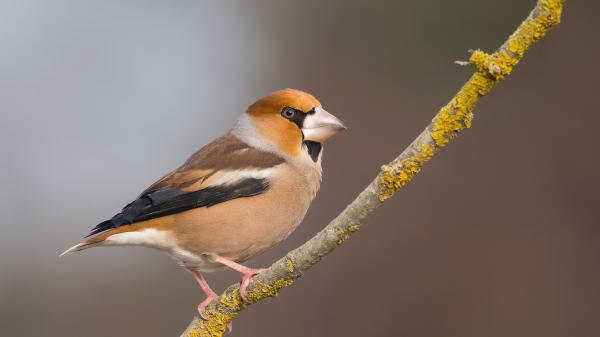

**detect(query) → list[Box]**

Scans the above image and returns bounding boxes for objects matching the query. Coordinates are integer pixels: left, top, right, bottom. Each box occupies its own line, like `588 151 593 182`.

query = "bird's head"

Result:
243 88 346 157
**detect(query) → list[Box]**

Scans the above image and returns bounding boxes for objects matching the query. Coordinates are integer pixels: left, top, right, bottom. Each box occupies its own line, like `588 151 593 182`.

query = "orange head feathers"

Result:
247 88 322 116
244 88 345 157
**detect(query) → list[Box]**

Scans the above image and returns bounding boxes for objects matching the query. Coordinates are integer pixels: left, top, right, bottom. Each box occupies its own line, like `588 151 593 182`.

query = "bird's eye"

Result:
281 107 296 119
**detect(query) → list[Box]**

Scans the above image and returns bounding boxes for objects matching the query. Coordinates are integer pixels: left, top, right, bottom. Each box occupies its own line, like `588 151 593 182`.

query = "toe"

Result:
197 295 218 319
239 278 251 303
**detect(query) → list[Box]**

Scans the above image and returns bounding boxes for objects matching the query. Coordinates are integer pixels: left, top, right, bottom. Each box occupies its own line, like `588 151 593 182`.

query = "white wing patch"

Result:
202 168 275 188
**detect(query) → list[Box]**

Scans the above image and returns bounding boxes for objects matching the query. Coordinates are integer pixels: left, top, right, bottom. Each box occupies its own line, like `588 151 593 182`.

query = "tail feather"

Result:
60 242 93 256
61 217 149 257
59 233 110 257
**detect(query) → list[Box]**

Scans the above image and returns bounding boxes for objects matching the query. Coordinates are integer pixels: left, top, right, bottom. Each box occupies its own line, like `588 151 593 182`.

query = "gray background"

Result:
1 1 598 336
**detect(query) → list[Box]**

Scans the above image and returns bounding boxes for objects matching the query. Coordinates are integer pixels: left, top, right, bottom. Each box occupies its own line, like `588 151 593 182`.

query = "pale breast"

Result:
169 163 320 270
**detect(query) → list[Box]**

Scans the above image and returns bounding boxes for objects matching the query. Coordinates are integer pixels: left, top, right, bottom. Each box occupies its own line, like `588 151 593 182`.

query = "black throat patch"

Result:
304 141 322 162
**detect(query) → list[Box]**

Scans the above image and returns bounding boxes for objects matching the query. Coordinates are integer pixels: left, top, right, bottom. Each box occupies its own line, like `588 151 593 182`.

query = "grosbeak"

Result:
62 88 346 315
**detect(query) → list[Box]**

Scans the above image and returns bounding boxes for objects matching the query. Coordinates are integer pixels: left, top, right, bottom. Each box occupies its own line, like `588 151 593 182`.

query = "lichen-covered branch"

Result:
181 1 563 336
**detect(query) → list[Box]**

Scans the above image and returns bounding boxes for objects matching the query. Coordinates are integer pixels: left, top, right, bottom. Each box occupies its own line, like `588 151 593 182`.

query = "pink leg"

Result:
213 256 266 303
192 271 219 318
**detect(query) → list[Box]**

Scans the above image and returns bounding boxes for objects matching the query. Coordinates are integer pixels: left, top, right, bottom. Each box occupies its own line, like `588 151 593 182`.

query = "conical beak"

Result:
302 107 346 143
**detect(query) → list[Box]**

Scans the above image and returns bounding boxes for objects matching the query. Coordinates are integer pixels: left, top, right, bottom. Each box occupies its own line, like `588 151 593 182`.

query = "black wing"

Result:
87 178 269 237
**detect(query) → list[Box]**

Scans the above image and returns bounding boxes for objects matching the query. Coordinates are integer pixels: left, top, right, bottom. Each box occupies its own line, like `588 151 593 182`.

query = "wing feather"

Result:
86 133 284 237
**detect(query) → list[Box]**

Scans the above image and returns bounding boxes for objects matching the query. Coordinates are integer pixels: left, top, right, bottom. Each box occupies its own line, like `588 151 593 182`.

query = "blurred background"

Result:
1 1 598 336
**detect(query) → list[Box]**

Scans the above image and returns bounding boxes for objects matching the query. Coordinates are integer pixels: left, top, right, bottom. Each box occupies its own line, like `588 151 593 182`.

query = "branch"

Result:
181 1 563 335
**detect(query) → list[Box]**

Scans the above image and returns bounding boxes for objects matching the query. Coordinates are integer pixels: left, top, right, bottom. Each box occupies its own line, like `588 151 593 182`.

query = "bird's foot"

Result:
198 294 233 334
197 293 219 319
209 255 267 303
239 267 267 303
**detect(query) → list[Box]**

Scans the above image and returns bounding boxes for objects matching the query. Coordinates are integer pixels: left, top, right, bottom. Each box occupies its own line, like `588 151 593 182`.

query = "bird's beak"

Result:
302 106 347 143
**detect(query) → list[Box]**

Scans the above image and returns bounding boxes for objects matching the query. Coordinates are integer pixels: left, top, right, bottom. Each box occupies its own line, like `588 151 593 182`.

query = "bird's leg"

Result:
212 256 266 303
192 271 219 318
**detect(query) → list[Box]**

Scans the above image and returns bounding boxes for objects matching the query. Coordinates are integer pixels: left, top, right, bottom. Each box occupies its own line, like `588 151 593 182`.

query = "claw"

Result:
239 268 267 303
197 294 219 319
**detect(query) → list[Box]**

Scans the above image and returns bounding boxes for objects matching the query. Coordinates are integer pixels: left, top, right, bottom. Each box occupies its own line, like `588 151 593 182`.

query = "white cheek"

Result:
105 229 171 248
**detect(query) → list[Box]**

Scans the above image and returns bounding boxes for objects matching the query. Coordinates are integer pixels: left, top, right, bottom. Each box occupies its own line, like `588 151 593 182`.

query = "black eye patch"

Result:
281 107 308 129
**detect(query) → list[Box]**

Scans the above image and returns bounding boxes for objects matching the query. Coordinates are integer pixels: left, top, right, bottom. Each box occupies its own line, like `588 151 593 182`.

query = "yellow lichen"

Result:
186 312 233 337
218 292 245 311
285 257 295 274
470 50 516 80
469 0 561 81
184 292 245 337
431 0 561 149
335 229 349 244
193 311 234 337
430 72 489 147
378 143 434 201
335 224 360 244
245 278 294 303
184 277 296 336
540 0 563 15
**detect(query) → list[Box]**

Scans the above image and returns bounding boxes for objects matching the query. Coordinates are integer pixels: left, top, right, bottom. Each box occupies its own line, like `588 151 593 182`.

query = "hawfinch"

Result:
62 88 346 314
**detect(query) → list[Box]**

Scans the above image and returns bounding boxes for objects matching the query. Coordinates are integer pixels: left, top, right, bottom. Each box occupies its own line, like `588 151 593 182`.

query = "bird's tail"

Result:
59 233 109 257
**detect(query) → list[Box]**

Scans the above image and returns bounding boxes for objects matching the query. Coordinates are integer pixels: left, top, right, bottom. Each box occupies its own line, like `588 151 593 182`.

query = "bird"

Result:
61 88 346 316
